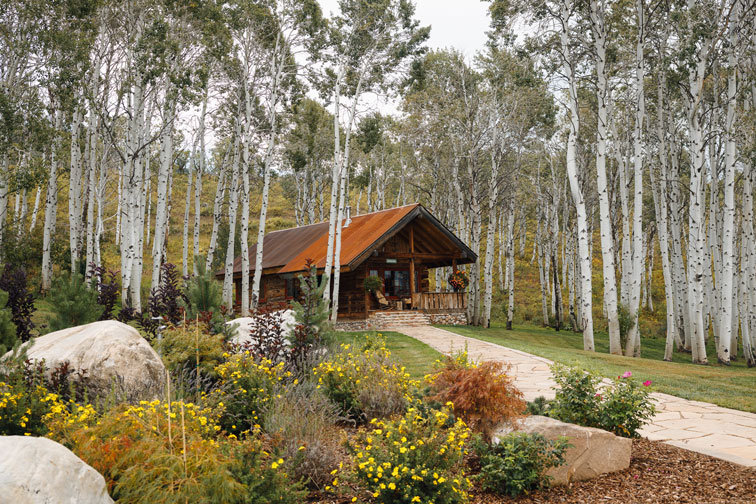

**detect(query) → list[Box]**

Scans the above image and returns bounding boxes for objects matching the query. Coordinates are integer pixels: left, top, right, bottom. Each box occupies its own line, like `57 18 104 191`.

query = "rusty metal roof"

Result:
218 203 477 278
225 220 328 276
278 204 420 274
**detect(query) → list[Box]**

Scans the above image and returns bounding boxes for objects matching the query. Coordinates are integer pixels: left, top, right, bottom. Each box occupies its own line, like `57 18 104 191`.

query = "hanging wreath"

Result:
447 269 469 291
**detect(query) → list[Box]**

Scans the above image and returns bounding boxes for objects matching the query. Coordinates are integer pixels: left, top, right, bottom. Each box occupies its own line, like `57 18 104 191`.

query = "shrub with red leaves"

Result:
429 360 526 442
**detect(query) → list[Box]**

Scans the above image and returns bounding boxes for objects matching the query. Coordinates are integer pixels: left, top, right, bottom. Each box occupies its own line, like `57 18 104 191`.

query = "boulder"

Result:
0 436 113 504
226 309 297 346
7 320 165 401
494 415 632 484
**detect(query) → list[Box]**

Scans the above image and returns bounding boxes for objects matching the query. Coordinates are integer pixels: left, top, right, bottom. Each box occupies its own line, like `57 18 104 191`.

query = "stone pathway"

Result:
396 325 756 468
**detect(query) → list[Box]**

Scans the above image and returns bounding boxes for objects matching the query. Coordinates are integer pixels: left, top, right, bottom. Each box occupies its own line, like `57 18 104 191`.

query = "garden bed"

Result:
474 438 756 504
314 438 756 503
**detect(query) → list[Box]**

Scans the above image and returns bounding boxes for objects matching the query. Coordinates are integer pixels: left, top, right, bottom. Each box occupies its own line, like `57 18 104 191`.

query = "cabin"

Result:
215 204 477 322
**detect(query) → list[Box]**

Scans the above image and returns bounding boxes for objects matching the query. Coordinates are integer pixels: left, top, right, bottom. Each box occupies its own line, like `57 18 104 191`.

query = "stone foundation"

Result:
426 311 468 326
334 310 467 331
333 320 374 332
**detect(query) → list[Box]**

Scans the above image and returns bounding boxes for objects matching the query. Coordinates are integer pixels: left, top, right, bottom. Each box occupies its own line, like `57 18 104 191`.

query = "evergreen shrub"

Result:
46 271 101 332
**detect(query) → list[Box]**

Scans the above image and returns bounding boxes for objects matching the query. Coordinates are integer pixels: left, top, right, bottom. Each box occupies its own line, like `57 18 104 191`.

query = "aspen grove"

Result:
1 0 756 366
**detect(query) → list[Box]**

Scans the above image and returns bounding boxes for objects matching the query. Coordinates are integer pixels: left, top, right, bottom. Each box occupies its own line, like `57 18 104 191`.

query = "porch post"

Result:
409 226 416 294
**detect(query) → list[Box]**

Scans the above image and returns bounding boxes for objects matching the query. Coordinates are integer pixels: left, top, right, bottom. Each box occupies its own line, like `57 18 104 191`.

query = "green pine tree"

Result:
290 261 331 352
184 255 223 316
46 272 101 332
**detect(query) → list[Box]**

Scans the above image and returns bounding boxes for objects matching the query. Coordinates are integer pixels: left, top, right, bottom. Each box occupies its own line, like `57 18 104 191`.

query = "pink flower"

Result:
643 380 652 387
594 393 602 400
621 371 632 379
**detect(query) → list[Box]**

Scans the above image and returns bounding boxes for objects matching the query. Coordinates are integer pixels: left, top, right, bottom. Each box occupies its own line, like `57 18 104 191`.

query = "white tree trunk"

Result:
560 0 594 350
29 185 41 231
222 133 241 308
68 107 84 272
590 0 621 353
625 2 646 357
151 100 175 292
42 110 62 291
182 161 193 277
718 8 738 364
205 154 228 272
506 204 515 329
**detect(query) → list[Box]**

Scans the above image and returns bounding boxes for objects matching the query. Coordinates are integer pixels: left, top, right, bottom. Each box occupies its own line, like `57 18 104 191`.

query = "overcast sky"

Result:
318 0 492 58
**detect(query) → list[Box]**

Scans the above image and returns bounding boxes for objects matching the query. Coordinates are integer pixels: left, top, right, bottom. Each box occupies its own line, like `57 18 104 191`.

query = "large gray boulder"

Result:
494 415 632 484
8 320 165 401
0 436 113 504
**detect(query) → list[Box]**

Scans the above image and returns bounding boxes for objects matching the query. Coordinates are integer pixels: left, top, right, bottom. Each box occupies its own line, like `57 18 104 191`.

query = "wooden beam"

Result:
410 226 416 294
393 252 461 260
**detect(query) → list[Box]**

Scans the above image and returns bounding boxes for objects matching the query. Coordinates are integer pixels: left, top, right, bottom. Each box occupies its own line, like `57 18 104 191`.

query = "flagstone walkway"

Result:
396 325 756 468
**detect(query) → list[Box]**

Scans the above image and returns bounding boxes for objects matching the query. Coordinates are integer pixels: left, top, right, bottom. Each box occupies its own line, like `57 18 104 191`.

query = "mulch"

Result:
476 438 756 504
313 438 756 504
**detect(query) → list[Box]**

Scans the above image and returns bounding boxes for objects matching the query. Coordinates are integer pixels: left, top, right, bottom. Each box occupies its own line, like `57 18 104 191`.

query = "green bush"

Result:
158 322 225 378
363 274 383 292
617 303 633 350
548 364 656 438
0 375 53 436
212 355 291 437
525 396 551 416
341 406 472 504
473 432 568 497
46 272 101 332
184 257 224 334
313 335 417 422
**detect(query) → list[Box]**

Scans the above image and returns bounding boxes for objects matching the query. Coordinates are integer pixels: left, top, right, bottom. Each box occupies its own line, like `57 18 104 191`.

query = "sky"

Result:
315 0 493 117
318 0 492 58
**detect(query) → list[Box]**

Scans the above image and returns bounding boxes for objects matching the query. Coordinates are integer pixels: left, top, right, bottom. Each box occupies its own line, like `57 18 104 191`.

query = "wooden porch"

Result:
411 291 467 312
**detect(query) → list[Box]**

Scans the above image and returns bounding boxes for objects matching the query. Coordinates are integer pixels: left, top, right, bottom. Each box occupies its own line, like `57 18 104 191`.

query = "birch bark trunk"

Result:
252 39 285 310
182 161 193 277
151 99 176 292
206 150 228 271
559 0 594 350
718 5 739 364
625 0 646 357
69 106 84 272
222 132 241 307
590 0 621 353
41 110 62 292
506 204 515 329
685 23 710 364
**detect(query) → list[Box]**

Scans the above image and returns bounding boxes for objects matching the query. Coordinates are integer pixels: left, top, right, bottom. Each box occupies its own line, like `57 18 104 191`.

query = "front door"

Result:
370 268 414 299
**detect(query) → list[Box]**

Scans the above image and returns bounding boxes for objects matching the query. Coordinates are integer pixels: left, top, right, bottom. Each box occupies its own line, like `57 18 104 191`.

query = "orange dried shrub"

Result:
429 360 526 442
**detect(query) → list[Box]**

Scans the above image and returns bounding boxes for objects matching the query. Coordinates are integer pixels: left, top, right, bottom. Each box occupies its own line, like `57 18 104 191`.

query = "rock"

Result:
226 309 297 346
494 415 632 484
0 436 113 504
7 320 165 401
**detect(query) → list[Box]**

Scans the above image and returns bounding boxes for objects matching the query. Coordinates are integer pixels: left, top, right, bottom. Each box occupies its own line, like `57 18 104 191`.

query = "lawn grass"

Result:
442 323 756 413
331 331 441 380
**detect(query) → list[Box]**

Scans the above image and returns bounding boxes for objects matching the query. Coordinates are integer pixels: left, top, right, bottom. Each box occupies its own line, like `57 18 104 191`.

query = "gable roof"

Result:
218 203 477 278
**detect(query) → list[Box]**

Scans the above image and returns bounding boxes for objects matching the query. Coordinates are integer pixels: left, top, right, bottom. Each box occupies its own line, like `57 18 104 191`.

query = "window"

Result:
383 269 410 298
285 277 301 300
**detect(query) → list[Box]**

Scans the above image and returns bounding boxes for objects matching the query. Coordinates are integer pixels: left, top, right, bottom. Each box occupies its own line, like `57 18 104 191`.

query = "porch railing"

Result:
411 291 467 312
